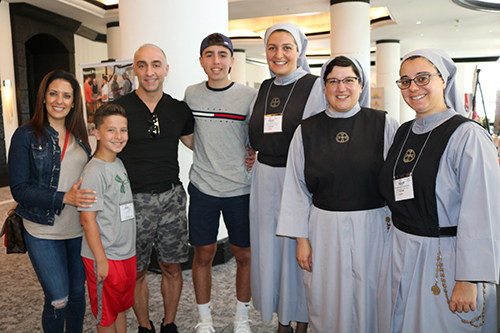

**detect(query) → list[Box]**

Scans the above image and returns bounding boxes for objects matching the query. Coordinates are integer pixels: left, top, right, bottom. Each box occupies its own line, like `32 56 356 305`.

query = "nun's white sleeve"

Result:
384 114 400 158
441 123 500 283
276 125 312 238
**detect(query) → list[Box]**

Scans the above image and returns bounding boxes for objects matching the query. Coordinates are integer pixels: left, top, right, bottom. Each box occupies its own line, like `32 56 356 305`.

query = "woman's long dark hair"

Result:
29 70 89 147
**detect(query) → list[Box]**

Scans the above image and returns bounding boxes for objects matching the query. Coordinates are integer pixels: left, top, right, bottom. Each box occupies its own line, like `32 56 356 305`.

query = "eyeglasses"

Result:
147 113 160 138
325 77 360 87
396 73 442 90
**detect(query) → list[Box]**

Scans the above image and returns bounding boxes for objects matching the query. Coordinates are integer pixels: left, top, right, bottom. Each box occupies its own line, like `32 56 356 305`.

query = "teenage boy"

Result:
79 104 136 333
184 33 257 333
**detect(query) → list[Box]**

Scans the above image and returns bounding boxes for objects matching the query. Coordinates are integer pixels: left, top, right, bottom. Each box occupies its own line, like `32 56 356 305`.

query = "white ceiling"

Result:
6 0 500 62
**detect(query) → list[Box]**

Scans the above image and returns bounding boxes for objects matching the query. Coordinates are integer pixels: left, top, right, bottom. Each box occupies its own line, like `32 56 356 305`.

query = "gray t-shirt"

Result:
79 157 136 260
184 81 257 197
24 137 88 239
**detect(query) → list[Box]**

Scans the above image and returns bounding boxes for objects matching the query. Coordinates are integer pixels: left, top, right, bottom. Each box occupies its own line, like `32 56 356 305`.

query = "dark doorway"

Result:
10 3 80 126
25 34 71 120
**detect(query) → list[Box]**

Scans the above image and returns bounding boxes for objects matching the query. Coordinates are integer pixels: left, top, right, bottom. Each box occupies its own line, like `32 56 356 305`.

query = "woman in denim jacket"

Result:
9 70 97 333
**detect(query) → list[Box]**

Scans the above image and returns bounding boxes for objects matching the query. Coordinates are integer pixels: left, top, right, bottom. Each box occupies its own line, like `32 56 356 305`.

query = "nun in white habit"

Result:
248 22 325 333
276 55 399 332
377 48 500 332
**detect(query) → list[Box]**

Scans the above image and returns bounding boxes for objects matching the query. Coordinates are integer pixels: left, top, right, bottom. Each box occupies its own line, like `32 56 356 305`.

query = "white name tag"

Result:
264 114 283 133
120 202 135 222
394 176 414 201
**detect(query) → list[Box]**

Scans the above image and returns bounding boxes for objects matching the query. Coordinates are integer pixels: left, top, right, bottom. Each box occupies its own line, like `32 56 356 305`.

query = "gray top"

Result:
184 81 257 197
24 137 88 239
79 157 136 260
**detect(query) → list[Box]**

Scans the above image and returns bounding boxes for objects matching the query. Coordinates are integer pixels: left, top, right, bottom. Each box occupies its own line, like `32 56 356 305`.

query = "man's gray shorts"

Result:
133 185 189 272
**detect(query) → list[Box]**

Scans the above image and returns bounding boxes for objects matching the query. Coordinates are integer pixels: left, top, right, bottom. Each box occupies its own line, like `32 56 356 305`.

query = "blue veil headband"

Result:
264 22 311 76
320 55 370 108
402 48 465 115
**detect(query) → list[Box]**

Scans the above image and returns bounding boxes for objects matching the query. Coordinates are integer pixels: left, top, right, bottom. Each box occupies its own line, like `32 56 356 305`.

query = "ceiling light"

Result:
57 0 106 18
306 49 331 56
93 0 119 5
370 7 390 20
229 7 394 38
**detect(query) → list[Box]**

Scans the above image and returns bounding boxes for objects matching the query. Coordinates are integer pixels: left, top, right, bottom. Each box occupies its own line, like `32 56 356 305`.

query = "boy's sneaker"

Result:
138 320 156 333
161 320 179 333
195 318 215 333
233 317 252 333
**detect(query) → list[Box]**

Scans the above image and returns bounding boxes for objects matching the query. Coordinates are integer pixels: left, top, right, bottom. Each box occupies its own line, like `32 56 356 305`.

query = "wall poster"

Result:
79 59 134 135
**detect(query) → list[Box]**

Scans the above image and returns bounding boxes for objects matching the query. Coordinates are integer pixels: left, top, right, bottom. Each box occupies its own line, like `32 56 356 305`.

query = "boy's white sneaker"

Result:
195 318 215 333
233 317 252 333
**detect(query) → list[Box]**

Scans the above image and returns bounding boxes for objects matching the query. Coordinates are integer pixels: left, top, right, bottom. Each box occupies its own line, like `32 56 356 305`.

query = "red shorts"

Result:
83 256 137 326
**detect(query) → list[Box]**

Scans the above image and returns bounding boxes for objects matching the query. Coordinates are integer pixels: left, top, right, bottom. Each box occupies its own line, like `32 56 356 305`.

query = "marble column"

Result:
106 21 121 60
330 0 371 102
376 39 401 122
230 49 247 85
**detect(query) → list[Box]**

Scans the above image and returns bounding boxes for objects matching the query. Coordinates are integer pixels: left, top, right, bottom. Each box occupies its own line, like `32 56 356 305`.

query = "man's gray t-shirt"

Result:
79 157 136 260
184 81 257 197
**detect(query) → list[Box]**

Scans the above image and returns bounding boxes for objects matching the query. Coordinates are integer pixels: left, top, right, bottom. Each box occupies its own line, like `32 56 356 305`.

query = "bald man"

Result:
114 44 194 333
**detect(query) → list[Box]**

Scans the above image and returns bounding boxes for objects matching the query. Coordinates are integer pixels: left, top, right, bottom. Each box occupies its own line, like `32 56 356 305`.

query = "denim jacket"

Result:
9 123 92 225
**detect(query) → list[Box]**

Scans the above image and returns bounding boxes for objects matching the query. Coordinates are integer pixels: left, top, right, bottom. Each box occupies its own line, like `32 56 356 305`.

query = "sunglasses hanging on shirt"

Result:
147 113 160 138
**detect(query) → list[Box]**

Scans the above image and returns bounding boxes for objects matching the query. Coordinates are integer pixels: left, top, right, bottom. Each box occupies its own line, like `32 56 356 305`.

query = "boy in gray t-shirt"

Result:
79 104 136 332
184 32 257 333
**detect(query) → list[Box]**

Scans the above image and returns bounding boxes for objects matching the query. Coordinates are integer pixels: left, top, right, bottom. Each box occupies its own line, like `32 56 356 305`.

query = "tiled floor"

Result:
0 186 294 333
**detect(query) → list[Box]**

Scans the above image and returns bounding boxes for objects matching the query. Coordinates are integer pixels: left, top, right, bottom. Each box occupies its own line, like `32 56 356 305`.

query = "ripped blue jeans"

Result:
24 230 86 333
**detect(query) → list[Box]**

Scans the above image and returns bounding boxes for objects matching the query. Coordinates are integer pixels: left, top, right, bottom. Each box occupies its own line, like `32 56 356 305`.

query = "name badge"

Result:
120 202 135 222
264 114 283 133
394 175 414 201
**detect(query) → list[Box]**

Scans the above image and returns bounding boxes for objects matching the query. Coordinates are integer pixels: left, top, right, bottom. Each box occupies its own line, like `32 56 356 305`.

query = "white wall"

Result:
74 35 109 69
0 1 19 160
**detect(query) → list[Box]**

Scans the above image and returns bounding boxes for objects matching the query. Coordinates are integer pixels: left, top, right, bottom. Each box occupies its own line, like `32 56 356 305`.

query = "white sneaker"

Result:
233 317 252 333
195 318 215 333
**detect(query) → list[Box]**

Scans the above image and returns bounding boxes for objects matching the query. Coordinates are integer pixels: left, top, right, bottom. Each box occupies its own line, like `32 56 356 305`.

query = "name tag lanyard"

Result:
392 120 433 201
263 79 298 134
61 130 69 162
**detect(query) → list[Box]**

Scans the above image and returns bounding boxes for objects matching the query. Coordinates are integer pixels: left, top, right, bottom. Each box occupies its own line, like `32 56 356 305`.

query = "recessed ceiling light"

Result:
416 21 421 24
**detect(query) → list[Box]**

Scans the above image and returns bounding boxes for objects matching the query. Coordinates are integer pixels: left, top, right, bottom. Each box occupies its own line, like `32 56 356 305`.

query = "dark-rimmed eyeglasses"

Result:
325 77 360 87
147 113 160 138
396 73 441 90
